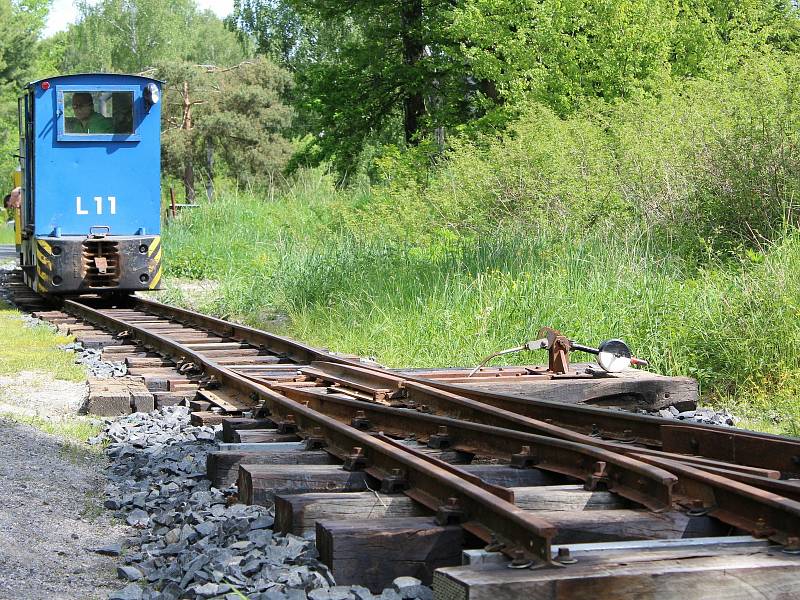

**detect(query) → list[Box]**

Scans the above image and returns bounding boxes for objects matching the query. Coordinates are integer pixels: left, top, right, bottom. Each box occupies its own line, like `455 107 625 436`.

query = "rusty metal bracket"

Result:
380 468 409 493
350 410 371 430
436 497 466 526
427 425 452 449
276 415 298 434
303 427 326 450
342 446 367 471
510 445 540 469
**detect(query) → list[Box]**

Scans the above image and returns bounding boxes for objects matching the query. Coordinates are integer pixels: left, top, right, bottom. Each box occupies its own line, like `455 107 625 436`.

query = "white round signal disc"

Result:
597 339 632 373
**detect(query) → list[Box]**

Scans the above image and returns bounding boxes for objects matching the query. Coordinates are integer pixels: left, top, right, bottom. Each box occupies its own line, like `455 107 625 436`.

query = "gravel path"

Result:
0 417 128 600
0 372 88 417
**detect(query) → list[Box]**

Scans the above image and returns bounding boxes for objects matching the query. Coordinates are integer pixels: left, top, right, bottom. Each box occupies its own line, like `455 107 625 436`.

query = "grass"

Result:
162 185 800 436
0 300 86 380
0 220 14 244
0 300 97 445
0 411 104 453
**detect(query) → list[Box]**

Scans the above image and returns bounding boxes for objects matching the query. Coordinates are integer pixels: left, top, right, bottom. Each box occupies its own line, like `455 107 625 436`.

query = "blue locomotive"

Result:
15 73 163 295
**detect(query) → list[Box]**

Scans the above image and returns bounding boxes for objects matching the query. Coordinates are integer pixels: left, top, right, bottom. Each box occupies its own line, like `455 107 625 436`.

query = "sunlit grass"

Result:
0 300 86 380
0 222 14 244
163 182 800 437
0 411 103 446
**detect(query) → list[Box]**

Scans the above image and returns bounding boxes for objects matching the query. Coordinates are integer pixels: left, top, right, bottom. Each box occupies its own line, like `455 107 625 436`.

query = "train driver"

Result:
66 93 114 134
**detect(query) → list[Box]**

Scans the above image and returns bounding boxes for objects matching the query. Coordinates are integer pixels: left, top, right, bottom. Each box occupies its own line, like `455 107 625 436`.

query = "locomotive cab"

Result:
17 73 163 295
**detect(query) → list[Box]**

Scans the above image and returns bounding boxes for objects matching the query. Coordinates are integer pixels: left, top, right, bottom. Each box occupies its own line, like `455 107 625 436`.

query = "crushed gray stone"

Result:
654 405 738 426
61 341 128 378
100 405 435 600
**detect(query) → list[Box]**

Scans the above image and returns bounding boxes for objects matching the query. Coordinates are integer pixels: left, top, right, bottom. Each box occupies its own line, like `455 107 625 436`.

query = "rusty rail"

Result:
308 361 800 477
63 298 800 548
63 299 556 563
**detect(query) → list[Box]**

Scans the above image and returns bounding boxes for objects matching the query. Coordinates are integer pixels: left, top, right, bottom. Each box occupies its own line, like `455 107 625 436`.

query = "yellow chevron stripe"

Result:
153 247 162 265
36 280 47 293
36 265 49 284
149 266 162 289
148 236 161 257
38 239 52 254
36 249 52 271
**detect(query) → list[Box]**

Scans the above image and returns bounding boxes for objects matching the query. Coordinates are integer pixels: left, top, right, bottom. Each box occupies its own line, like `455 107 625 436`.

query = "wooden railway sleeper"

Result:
61 298 800 555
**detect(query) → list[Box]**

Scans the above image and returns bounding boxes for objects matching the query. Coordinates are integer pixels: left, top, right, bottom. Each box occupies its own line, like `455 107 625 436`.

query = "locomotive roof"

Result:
27 73 164 88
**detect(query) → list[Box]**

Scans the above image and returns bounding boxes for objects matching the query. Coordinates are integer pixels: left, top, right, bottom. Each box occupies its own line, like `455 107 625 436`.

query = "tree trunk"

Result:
182 80 195 203
400 0 425 145
205 138 214 202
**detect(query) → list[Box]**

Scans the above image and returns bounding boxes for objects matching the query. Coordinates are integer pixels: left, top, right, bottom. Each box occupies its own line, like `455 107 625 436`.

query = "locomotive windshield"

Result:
64 91 134 134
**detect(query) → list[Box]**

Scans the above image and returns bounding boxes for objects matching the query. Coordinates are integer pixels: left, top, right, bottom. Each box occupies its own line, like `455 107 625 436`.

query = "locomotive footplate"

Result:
31 234 162 294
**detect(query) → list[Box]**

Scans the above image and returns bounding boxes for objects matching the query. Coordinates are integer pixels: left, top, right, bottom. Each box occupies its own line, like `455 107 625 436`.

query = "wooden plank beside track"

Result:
238 464 370 505
274 485 630 537
433 543 800 599
207 449 337 488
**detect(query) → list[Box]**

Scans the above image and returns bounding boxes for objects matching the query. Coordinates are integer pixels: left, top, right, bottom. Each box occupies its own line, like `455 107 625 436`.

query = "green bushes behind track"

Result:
163 53 800 435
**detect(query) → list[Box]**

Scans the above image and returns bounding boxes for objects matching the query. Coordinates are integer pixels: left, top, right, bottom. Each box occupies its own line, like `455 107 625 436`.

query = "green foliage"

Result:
161 182 800 434
614 53 800 253
61 0 248 73
157 57 295 194
0 0 50 176
452 0 800 118
344 52 799 256
230 0 800 179
234 0 474 176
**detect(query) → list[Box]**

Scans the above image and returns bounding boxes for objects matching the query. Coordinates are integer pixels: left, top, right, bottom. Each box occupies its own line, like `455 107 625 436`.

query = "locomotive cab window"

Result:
57 86 141 141
64 91 133 134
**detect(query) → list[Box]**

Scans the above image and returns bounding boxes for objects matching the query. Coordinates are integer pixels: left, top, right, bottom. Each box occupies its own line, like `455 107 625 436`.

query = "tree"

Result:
0 0 50 176
61 0 248 74
157 57 294 200
451 0 800 116
233 0 469 176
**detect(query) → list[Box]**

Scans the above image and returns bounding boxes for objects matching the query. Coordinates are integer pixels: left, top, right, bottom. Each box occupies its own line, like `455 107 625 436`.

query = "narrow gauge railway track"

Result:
37 295 800 595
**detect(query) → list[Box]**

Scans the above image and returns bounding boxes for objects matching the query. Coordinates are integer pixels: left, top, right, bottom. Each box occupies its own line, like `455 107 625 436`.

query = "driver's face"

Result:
72 99 93 119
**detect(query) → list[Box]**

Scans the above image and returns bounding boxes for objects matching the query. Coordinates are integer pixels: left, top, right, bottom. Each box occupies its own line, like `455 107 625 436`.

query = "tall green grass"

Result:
0 222 14 245
163 187 800 435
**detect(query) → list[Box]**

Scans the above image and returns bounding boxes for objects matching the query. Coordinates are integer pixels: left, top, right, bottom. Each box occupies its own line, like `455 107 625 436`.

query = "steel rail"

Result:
270 383 800 545
62 299 557 563
121 298 800 476
308 361 800 477
272 384 677 512
251 371 776 485
292 363 784 481
126 296 339 365
64 299 800 546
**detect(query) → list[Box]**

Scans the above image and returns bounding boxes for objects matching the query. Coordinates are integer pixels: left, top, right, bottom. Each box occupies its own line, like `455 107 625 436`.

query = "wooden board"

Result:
207 449 337 488
221 417 276 443
403 363 698 411
433 543 800 599
238 464 370 505
316 516 464 592
196 389 253 412
235 429 302 444
275 485 628 537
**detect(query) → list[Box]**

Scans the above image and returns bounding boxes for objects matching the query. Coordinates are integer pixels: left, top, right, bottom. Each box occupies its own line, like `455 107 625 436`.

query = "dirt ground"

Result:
0 246 128 599
0 417 126 600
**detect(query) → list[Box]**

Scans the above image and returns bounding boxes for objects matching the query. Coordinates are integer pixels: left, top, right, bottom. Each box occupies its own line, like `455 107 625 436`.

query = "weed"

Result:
0 301 86 381
0 411 103 446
